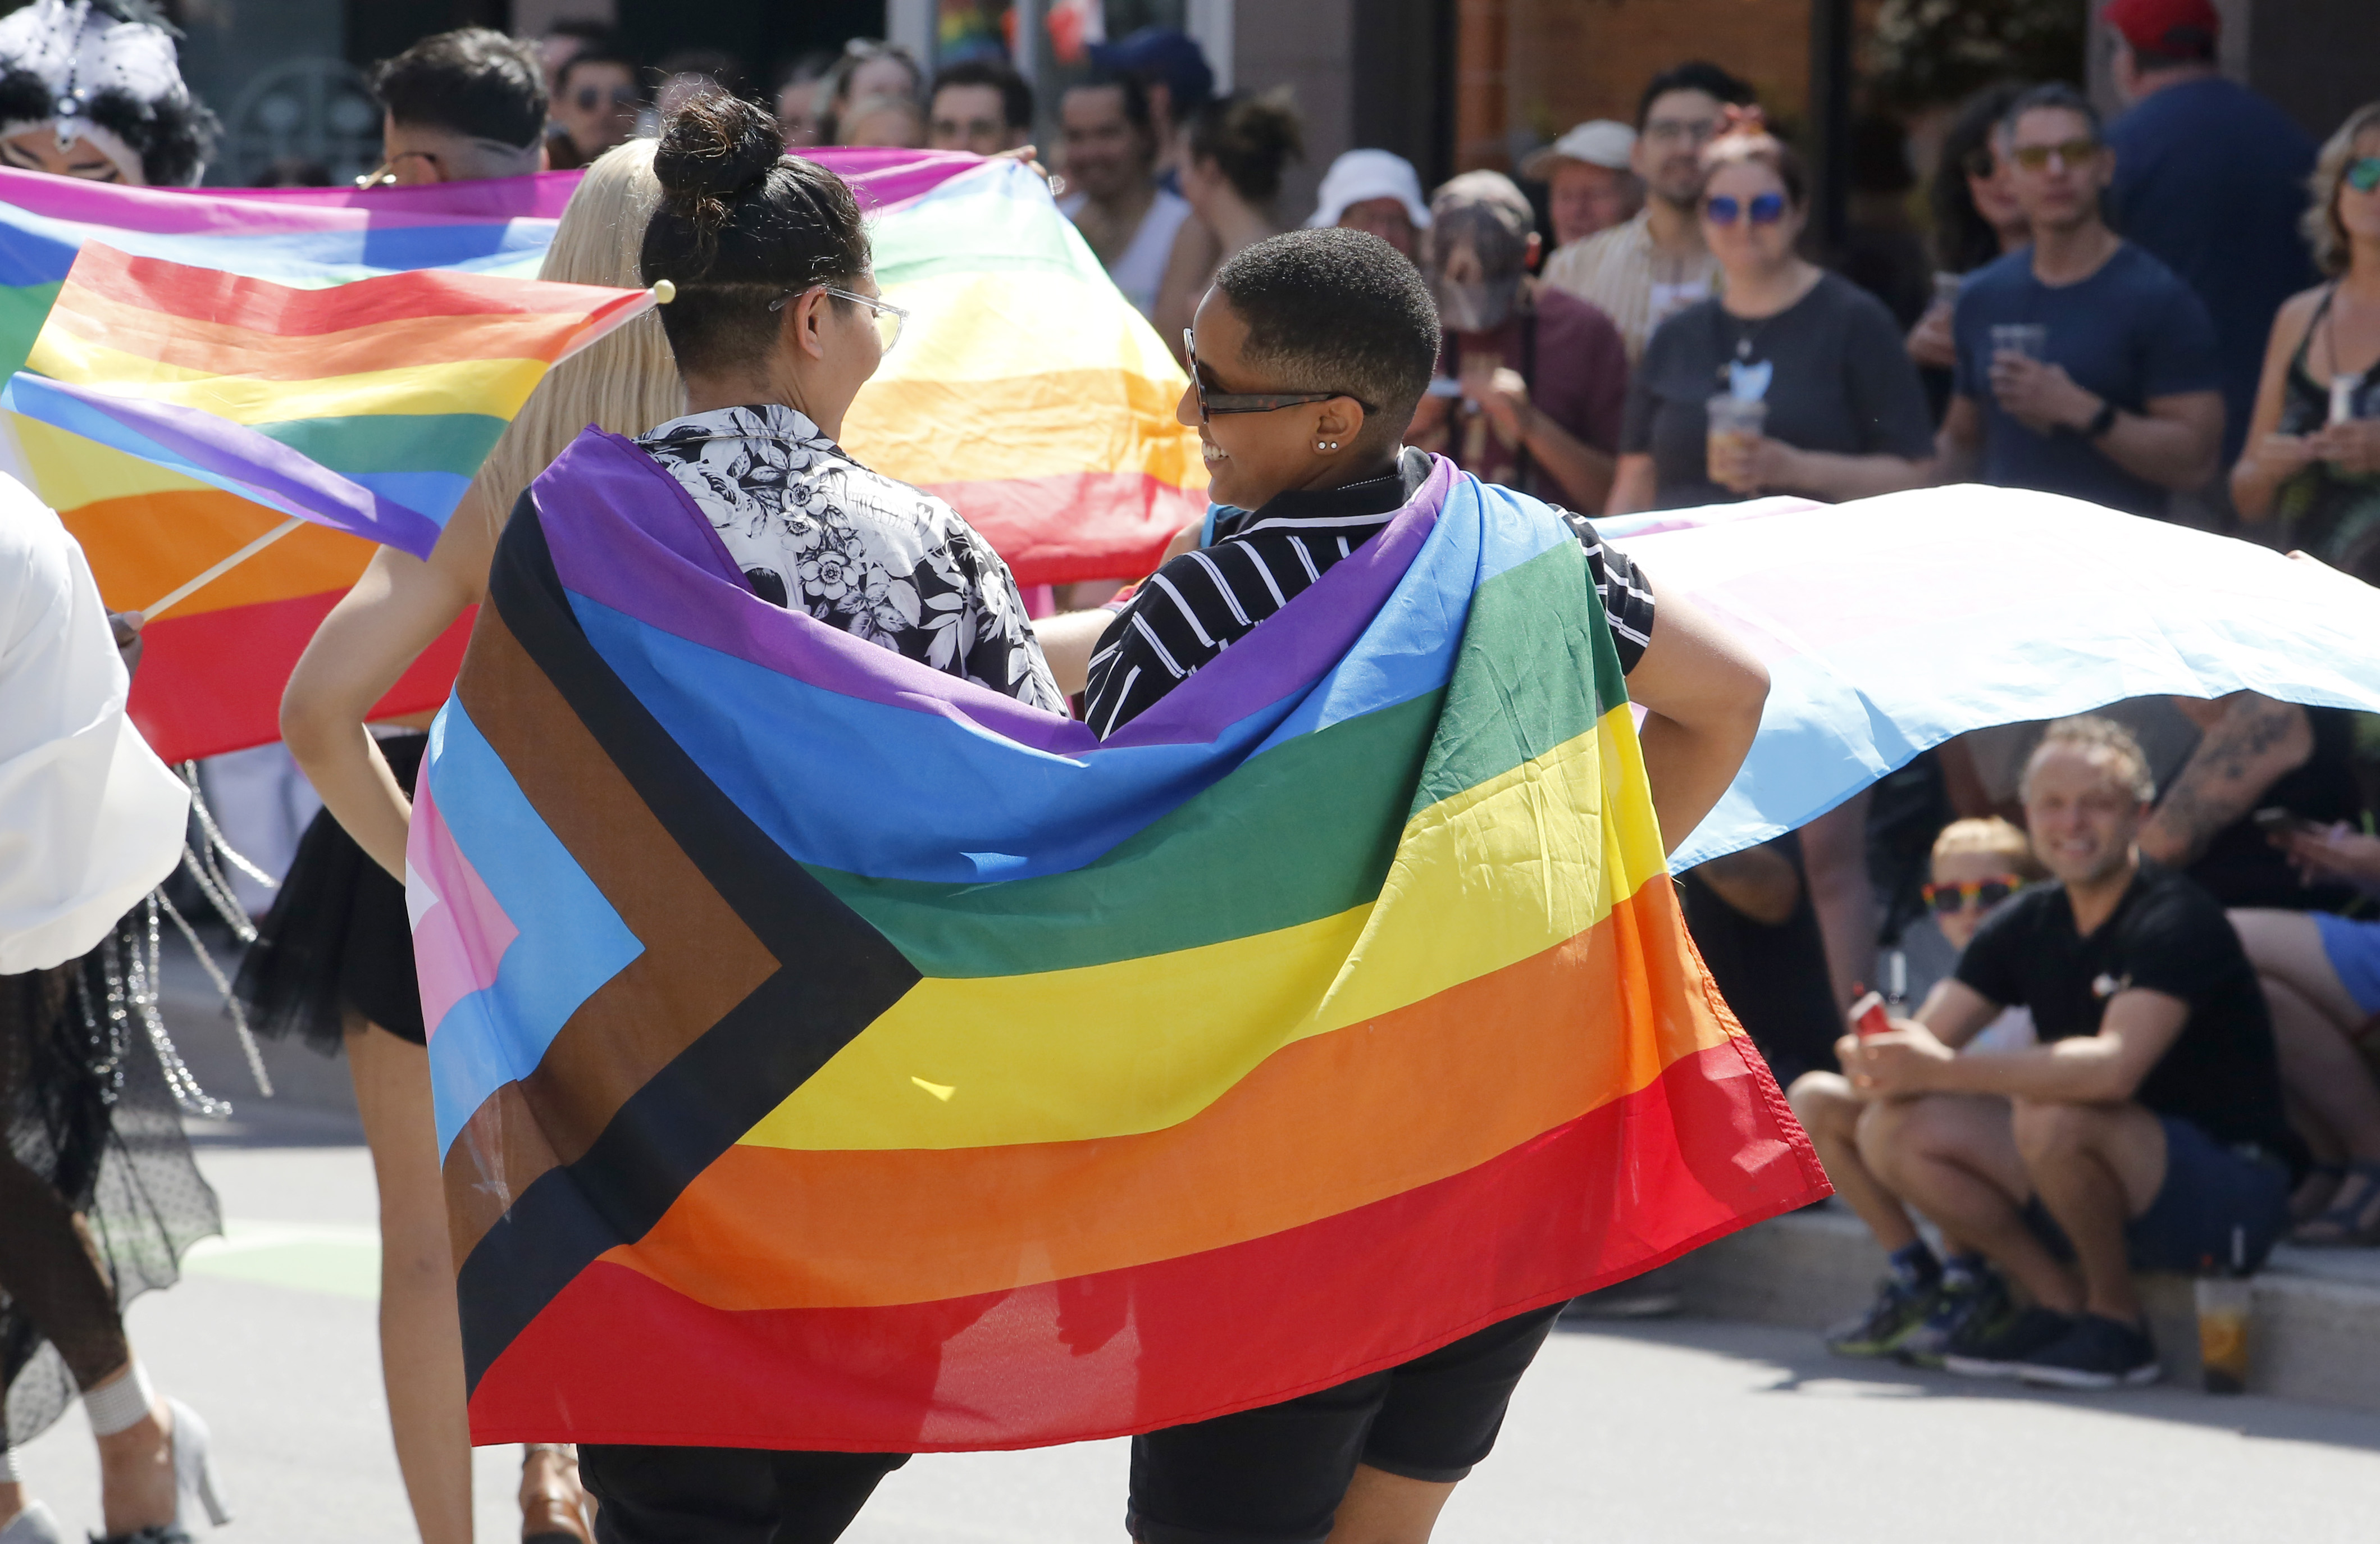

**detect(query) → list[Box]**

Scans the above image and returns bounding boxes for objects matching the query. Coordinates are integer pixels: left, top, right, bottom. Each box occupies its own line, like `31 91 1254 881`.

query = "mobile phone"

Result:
1425 376 1463 398
2252 806 2318 840
1849 990 1891 1039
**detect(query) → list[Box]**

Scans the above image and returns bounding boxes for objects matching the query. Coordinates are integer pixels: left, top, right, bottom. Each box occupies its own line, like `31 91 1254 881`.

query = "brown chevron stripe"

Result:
440 599 778 1269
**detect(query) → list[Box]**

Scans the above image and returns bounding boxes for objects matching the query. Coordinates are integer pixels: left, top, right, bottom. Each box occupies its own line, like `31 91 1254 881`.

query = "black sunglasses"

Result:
1182 329 1368 422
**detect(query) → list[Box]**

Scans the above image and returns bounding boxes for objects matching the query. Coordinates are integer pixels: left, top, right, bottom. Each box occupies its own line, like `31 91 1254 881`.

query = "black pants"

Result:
578 1443 909 1544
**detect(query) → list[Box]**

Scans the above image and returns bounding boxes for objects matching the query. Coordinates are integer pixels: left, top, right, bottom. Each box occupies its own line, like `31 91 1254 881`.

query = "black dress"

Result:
0 905 222 1461
233 733 428 1050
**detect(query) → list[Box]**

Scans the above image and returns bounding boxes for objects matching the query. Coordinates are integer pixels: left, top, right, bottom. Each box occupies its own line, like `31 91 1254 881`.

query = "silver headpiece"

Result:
0 0 188 183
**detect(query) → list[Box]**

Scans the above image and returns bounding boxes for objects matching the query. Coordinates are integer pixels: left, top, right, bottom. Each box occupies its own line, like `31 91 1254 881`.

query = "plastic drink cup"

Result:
1990 322 2048 361
1705 394 1767 489
2332 374 2360 426
1932 271 1964 311
2196 1276 2251 1394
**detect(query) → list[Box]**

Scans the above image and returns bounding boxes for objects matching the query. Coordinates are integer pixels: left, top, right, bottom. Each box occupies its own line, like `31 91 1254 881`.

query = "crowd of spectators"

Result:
248 0 2380 1404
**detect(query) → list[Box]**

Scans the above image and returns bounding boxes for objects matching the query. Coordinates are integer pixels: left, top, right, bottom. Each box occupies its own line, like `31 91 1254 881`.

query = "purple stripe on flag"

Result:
531 430 1452 754
5 373 444 556
0 165 574 236
807 148 984 211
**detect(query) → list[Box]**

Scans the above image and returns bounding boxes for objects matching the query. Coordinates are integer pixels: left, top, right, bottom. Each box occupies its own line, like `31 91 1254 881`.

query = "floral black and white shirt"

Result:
637 404 1064 712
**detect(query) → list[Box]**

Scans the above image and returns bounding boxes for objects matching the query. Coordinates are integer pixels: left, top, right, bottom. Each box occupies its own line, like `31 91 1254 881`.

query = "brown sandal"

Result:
520 1443 592 1544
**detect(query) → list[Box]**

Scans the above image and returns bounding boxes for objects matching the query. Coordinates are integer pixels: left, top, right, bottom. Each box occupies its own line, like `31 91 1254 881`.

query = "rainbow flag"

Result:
1 244 652 761
828 147 1206 586
411 433 1822 1450
0 168 576 763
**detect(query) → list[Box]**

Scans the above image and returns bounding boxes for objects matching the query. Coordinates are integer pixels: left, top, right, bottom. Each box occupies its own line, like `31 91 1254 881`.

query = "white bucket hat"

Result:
1306 148 1432 231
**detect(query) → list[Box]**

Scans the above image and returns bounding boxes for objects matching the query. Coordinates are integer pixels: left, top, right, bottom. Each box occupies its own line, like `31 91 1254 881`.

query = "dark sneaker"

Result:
1822 1277 1940 1358
1895 1268 2012 1369
1941 1305 2075 1379
2012 1313 2162 1390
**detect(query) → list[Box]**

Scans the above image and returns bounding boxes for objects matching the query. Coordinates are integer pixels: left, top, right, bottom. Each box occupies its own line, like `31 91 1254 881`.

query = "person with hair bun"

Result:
628 93 1060 714
1151 89 1305 350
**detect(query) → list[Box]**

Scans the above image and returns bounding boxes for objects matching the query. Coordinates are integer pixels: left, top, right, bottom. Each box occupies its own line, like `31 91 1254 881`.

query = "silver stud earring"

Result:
1317 440 1337 452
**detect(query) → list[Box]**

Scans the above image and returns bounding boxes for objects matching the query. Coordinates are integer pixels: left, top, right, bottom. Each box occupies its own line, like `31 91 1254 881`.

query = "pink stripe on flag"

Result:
408 773 519 1040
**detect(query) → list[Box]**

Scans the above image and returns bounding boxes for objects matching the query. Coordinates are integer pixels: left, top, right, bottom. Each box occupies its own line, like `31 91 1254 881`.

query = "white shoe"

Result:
0 1500 66 1544
166 1399 231 1531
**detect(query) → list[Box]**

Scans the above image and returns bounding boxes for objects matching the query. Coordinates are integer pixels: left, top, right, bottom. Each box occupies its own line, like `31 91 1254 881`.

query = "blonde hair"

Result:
2304 101 2380 278
459 138 687 541
1932 816 2045 881
2020 714 2156 805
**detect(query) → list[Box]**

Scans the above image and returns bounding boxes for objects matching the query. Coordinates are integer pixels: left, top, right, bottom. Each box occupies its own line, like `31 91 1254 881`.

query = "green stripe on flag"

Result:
249 412 508 477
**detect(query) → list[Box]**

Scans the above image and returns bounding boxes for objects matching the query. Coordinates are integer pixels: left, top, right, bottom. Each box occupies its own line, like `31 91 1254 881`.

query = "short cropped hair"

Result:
1212 227 1440 453
1932 817 2046 881
933 59 1033 131
2021 716 2156 805
1635 61 1755 130
370 28 547 149
2002 81 2103 143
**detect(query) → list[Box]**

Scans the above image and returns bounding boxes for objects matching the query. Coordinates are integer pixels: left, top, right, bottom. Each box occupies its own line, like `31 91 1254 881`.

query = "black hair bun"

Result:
654 92 783 205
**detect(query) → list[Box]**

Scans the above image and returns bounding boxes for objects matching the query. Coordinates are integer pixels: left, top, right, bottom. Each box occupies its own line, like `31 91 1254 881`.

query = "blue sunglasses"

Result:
1704 192 1786 226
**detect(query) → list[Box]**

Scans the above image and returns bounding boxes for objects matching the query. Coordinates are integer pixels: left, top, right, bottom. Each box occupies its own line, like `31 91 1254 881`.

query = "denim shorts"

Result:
2314 911 2380 1017
2025 1114 2292 1274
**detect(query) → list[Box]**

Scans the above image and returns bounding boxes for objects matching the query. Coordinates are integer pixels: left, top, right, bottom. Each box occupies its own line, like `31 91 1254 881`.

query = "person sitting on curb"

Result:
2231 821 2380 1246
1844 716 2303 1389
1789 817 2045 1365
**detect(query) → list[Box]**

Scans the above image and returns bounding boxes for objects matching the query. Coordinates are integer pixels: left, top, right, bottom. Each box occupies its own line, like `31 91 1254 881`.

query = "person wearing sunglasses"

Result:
545 42 642 171
1788 817 2048 1367
362 29 549 189
1607 111 1934 514
1935 83 2224 521
2232 101 2380 578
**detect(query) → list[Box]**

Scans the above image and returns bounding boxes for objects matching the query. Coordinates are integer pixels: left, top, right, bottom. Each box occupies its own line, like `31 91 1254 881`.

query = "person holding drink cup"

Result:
2232 101 2380 576
1935 84 2224 520
1606 110 1932 513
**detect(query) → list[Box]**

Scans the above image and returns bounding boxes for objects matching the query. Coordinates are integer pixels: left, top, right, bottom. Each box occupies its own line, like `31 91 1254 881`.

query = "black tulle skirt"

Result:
1 907 222 1454
232 733 427 1052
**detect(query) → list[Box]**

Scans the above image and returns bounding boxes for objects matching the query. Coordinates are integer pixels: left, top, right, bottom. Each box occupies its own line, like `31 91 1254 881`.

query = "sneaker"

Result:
2011 1313 2162 1390
1895 1268 2012 1369
1940 1305 2075 1378
1822 1276 1940 1358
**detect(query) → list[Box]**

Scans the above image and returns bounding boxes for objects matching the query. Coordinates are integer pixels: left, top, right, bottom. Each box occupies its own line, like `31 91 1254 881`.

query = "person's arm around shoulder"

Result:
2231 288 2324 522
279 488 499 881
1623 567 1767 854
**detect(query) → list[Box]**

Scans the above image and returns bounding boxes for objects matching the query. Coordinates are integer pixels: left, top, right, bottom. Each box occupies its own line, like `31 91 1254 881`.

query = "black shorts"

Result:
578 1442 908 1544
1127 1305 1561 1544
2022 1113 2294 1273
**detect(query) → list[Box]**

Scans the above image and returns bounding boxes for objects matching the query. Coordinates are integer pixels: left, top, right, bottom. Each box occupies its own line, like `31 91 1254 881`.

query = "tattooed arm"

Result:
2137 693 2313 870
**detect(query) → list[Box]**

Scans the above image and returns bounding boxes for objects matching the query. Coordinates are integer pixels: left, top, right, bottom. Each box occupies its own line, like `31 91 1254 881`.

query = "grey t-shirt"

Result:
1621 270 1935 509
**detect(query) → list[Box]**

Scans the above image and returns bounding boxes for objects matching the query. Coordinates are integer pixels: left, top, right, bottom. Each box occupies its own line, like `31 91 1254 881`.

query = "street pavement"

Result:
13 1104 2380 1543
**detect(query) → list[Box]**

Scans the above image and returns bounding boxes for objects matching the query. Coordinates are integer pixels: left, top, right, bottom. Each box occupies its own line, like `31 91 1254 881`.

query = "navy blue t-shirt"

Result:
2107 77 2317 464
1952 243 2220 516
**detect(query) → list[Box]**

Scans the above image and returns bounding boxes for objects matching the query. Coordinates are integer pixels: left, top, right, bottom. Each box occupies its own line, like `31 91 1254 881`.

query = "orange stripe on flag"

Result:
60 489 376 615
601 880 1739 1311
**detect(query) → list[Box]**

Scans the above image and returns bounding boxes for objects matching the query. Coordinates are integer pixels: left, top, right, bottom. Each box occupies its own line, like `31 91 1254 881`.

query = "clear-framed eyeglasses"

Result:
769 284 908 351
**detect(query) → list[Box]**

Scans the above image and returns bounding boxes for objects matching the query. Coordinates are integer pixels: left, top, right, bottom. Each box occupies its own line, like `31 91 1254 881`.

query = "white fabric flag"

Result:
1603 485 2380 869
0 470 188 972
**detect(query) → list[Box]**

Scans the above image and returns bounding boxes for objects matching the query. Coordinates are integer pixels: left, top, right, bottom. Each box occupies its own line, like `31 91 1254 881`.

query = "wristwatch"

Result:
2081 398 2119 440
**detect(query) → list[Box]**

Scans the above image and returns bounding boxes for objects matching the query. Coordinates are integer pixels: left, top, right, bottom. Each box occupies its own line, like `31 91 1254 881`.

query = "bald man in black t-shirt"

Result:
1845 716 2300 1391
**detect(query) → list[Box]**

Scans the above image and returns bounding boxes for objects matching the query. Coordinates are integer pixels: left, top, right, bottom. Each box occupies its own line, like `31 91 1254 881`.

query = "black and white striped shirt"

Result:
1083 448 1656 737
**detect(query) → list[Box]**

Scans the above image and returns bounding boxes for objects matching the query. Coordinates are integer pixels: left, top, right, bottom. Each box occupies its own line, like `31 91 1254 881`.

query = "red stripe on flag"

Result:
463 1037 1825 1451
129 591 471 763
67 242 639 336
927 471 1201 587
